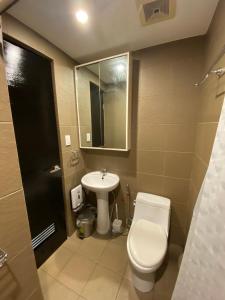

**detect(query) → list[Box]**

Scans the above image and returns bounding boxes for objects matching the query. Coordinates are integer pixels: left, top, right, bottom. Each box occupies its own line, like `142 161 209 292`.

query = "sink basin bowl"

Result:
81 171 120 235
81 171 119 193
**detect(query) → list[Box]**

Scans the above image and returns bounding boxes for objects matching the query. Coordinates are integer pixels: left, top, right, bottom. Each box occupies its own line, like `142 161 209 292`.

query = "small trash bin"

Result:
76 208 96 239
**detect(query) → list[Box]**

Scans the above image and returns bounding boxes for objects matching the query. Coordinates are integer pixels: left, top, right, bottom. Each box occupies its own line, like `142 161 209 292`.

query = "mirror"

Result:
75 53 131 151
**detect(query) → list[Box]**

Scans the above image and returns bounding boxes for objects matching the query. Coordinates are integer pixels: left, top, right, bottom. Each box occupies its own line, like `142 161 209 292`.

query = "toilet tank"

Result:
133 192 171 236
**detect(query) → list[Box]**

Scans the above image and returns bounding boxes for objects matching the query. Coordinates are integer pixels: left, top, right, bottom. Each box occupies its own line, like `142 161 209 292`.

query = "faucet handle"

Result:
101 168 107 173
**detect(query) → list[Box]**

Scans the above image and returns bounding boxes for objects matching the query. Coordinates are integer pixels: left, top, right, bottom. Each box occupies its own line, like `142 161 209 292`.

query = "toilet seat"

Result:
127 219 167 273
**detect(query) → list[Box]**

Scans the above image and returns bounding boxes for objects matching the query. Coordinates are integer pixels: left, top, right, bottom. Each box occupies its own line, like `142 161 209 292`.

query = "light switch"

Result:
86 133 91 142
65 135 71 146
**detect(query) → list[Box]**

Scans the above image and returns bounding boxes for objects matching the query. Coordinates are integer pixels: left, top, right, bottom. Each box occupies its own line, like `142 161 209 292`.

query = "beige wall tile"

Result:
169 222 186 246
0 123 22 197
204 0 225 70
137 96 168 124
59 126 79 152
0 246 40 300
186 181 199 232
164 152 192 179
195 122 217 164
0 190 31 260
137 124 165 151
162 177 189 205
137 173 164 195
199 86 224 122
27 288 44 300
62 150 85 178
137 150 164 175
163 124 196 153
0 57 12 122
56 98 77 127
191 156 207 194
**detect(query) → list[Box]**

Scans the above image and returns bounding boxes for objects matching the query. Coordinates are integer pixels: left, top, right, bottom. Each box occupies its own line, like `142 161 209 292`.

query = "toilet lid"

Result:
128 219 167 268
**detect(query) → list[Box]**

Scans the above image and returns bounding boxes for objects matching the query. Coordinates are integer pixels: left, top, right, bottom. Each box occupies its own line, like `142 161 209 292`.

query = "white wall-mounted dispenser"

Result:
71 184 84 212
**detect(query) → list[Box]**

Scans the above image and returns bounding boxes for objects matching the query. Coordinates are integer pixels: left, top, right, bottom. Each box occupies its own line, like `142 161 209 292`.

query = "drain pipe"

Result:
125 184 133 231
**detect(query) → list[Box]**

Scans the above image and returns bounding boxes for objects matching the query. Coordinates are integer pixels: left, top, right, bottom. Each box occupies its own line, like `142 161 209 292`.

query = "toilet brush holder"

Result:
112 219 122 234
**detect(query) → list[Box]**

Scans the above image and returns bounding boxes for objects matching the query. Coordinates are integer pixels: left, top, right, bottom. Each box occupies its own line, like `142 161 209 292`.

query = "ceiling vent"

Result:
136 0 176 26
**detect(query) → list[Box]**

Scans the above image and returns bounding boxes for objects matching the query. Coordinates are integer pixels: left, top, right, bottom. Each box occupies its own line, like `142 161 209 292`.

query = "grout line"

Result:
137 150 193 154
0 121 13 124
194 153 208 168
197 121 218 125
0 188 23 200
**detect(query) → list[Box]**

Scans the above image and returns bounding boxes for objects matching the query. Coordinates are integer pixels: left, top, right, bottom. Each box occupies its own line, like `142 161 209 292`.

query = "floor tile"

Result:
111 234 128 247
43 278 79 300
38 269 54 293
78 235 108 261
41 246 73 278
82 265 121 300
62 235 82 253
154 258 178 300
57 253 96 294
116 277 154 300
99 240 128 274
123 263 133 282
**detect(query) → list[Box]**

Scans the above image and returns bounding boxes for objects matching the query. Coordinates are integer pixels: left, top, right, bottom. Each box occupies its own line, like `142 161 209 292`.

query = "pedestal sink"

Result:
81 171 120 235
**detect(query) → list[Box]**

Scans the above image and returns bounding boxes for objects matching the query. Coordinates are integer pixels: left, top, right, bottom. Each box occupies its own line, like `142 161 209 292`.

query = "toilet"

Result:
127 192 171 293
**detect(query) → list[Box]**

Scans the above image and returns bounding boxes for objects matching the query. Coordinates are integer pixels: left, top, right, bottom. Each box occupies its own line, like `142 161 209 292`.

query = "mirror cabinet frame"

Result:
74 52 132 151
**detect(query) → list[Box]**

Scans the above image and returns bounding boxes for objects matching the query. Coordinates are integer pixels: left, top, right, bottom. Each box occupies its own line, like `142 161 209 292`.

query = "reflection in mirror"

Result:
75 53 130 150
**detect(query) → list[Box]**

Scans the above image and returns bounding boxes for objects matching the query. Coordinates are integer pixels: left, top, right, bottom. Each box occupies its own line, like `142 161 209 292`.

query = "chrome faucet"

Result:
101 168 107 179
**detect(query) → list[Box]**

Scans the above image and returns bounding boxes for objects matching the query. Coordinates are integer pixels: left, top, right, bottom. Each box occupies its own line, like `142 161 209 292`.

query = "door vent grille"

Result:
136 0 176 26
32 223 56 250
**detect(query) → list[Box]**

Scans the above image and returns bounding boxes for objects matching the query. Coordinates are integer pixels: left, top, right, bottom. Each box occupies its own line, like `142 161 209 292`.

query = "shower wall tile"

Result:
137 124 165 151
0 123 22 197
137 150 164 175
195 122 218 165
0 190 31 259
163 124 196 153
136 173 164 196
164 152 192 179
187 0 225 233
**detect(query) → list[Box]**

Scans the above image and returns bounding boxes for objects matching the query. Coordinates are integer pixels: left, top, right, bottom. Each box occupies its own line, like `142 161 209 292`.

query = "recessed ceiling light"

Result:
75 10 88 24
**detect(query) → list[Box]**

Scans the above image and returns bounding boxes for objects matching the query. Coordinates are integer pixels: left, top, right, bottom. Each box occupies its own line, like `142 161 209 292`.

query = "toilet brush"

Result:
112 203 122 234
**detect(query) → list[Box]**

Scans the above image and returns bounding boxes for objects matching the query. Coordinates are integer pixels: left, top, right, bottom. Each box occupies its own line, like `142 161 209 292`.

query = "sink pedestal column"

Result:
96 191 110 235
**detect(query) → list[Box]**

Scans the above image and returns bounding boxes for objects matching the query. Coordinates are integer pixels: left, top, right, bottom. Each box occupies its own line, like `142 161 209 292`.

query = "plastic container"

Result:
76 209 95 239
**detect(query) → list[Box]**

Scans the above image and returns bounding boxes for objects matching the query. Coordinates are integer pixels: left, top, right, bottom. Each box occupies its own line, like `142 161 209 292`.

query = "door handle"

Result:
0 248 8 268
49 165 61 174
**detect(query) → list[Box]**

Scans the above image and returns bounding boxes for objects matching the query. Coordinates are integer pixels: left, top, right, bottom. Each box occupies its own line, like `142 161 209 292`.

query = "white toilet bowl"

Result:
127 193 171 292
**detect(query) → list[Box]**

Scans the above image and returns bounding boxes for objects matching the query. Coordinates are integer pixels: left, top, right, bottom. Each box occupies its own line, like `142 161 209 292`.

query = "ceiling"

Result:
8 0 219 63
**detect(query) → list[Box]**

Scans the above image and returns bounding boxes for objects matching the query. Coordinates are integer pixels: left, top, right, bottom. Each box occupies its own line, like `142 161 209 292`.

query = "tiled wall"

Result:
83 37 204 246
187 0 225 229
0 17 43 300
2 14 85 236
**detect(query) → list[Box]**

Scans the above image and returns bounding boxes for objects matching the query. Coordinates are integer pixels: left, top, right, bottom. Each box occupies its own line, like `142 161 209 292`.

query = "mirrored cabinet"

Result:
75 53 132 151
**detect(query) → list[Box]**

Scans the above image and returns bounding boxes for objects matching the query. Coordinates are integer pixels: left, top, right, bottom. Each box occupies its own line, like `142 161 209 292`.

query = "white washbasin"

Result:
81 171 120 235
81 171 119 193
